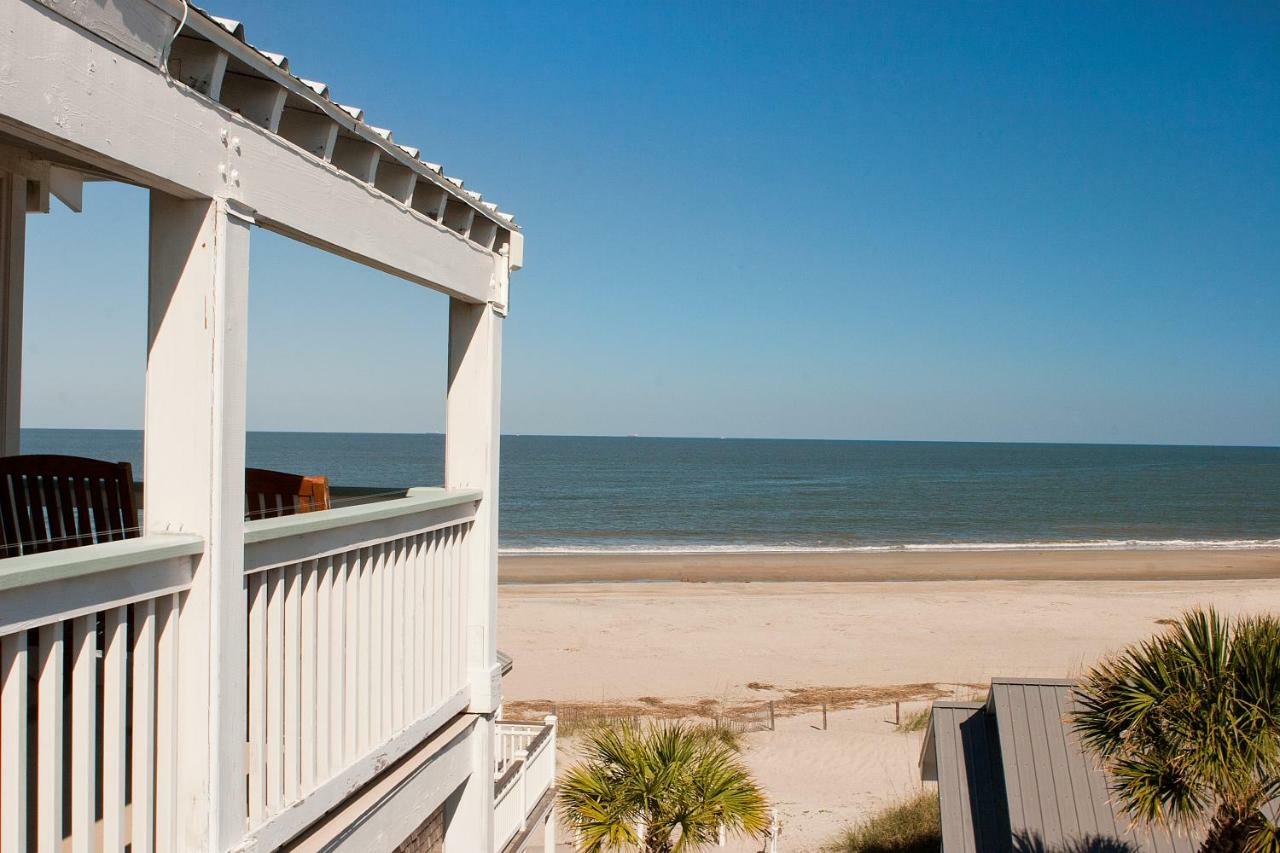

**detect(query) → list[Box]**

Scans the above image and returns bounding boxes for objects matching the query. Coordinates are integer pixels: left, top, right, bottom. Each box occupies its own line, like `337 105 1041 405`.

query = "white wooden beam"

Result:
507 230 524 272
374 159 417 205
442 198 475 237
0 172 24 456
277 109 339 162
167 36 228 100
0 0 501 304
219 72 288 133
468 218 497 252
145 192 251 850
411 184 449 222
48 165 84 212
331 136 381 184
30 0 171 65
24 175 48 214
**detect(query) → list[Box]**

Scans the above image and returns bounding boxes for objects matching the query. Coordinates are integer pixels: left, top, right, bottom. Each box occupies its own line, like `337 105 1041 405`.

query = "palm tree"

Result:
1072 608 1280 853
557 720 771 852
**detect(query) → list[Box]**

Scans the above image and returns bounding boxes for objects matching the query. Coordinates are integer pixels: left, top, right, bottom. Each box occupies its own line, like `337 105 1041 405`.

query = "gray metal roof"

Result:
922 678 1202 853
921 702 1011 853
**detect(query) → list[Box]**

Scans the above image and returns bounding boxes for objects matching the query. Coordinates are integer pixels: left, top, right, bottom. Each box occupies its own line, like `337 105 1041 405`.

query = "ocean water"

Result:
20 429 1280 554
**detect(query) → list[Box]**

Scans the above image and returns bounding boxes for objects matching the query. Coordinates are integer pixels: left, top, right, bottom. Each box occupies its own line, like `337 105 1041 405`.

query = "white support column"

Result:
442 723 496 853
145 192 252 850
446 296 503 712
0 172 26 456
543 806 556 852
445 292 502 852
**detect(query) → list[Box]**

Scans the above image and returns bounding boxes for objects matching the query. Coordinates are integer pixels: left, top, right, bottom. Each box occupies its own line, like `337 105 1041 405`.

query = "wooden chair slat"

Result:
52 475 78 546
101 463 133 542
0 476 20 559
29 475 54 553
90 471 112 537
70 472 95 549
15 474 41 553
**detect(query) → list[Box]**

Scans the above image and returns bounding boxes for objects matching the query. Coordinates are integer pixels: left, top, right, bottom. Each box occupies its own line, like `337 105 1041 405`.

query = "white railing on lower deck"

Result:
240 487 480 849
0 533 203 852
493 717 557 853
495 720 546 778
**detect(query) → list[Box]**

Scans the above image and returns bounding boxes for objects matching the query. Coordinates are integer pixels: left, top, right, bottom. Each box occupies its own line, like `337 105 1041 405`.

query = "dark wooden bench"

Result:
245 467 331 520
0 454 138 558
0 456 334 558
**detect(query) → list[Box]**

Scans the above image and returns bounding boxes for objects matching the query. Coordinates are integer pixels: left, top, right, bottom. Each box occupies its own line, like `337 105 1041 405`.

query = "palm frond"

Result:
558 720 770 851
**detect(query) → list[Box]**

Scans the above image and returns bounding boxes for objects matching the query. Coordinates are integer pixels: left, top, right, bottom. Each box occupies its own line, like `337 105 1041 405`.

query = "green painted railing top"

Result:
243 487 482 545
0 533 205 593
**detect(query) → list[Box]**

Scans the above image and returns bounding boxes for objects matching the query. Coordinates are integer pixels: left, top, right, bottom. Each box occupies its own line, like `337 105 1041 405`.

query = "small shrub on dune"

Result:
896 708 931 734
558 720 770 852
830 790 941 853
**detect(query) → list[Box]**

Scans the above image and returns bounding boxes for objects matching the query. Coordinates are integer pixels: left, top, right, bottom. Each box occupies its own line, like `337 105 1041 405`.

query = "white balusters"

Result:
70 615 96 852
36 623 63 851
1 629 29 853
492 716 558 852
0 581 186 853
243 513 474 831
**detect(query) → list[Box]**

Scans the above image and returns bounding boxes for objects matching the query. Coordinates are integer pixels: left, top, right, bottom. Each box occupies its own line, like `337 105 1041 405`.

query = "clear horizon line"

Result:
19 425 1280 450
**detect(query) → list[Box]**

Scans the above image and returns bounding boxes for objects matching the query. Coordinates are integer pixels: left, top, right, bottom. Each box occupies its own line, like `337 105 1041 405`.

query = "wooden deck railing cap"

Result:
0 533 205 593
243 487 482 545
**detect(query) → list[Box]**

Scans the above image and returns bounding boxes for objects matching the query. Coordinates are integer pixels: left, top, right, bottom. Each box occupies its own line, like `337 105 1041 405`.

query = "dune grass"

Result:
829 790 941 853
896 707 932 733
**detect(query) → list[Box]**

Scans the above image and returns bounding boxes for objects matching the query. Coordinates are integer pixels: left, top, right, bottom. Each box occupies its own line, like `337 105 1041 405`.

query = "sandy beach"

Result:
500 548 1280 851
500 546 1280 584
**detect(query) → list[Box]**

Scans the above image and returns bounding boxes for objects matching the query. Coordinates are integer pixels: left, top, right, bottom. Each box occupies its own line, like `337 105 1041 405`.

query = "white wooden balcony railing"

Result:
0 533 204 852
0 487 482 852
240 487 480 849
493 717 557 853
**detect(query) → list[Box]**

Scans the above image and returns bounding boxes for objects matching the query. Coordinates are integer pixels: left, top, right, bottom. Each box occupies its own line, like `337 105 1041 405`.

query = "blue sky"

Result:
22 1 1280 445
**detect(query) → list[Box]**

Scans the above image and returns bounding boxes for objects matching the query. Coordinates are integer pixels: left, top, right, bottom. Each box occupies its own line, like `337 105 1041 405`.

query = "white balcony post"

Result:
444 294 502 850
444 720 497 852
543 807 556 853
446 295 503 710
145 192 252 850
0 171 26 456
